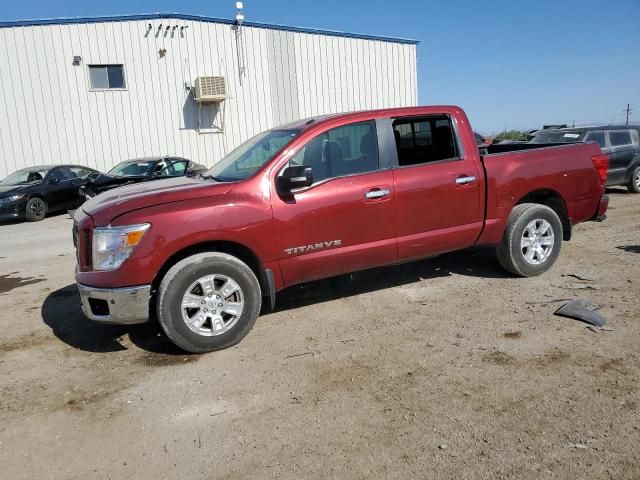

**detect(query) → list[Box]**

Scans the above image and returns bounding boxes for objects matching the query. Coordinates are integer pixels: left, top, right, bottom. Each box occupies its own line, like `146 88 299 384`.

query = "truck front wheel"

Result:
157 252 262 353
495 203 563 277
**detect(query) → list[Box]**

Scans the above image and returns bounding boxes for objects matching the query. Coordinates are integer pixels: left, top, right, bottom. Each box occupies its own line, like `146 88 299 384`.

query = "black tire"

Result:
495 203 563 277
157 252 262 353
627 165 640 193
25 197 47 222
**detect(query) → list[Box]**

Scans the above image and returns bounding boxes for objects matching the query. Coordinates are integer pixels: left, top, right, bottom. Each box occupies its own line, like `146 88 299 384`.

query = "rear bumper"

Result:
77 283 151 325
591 194 609 222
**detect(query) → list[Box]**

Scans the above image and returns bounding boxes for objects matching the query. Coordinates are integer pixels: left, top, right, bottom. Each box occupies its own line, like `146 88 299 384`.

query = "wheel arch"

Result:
626 154 640 181
515 189 571 241
151 240 274 310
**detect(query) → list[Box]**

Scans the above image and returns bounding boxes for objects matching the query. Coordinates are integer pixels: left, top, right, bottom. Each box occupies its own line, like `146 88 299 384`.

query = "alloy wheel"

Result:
520 219 554 265
180 274 245 336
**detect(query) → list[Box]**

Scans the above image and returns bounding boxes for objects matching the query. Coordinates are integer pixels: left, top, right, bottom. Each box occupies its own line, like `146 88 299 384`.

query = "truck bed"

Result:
480 142 576 155
476 141 604 245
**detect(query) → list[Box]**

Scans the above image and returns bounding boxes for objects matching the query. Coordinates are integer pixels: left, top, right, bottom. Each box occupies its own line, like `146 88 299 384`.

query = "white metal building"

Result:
0 13 418 178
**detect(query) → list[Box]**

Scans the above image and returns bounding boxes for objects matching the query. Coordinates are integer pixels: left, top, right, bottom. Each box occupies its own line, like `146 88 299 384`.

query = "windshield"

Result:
530 131 586 144
0 167 50 186
204 129 301 181
109 160 156 177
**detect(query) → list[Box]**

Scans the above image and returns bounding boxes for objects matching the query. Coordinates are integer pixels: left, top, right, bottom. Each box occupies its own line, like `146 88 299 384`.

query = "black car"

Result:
530 125 640 192
81 156 207 199
0 164 98 222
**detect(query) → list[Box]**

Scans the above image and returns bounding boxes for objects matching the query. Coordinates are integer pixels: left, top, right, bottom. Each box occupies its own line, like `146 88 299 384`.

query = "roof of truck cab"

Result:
277 106 464 132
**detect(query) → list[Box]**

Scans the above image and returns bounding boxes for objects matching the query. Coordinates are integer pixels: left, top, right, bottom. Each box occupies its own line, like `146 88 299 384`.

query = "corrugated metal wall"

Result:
0 17 417 178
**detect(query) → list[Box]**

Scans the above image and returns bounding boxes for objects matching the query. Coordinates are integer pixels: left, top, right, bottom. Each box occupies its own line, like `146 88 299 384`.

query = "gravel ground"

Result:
0 189 638 479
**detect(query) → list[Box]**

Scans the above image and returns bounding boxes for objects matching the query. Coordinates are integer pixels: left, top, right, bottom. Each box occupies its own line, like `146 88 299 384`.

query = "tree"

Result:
494 129 528 142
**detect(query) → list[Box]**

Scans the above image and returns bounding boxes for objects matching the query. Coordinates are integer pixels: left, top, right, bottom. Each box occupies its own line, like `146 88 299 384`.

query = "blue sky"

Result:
2 0 639 134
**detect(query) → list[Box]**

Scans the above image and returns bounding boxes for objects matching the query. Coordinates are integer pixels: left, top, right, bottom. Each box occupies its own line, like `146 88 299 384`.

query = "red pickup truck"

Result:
73 106 609 353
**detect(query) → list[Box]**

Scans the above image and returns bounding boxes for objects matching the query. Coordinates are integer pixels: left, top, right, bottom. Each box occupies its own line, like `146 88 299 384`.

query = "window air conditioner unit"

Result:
194 76 227 103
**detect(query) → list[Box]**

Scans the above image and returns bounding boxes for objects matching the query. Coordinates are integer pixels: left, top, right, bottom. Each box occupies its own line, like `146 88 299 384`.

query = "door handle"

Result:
455 175 477 185
365 188 390 199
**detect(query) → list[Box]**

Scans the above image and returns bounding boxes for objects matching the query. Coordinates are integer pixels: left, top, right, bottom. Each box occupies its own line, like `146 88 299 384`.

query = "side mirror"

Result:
277 165 313 194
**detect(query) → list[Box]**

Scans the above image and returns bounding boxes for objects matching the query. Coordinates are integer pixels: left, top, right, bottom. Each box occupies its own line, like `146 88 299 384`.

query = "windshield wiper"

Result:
202 174 230 182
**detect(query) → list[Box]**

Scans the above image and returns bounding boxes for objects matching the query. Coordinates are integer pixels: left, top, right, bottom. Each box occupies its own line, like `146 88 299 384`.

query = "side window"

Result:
68 167 93 178
289 120 379 184
584 131 606 148
48 168 70 181
156 160 175 177
169 160 189 175
609 130 632 147
392 115 458 166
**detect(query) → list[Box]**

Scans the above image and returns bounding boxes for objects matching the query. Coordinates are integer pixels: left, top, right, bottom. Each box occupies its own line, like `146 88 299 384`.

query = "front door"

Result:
45 167 77 210
389 114 484 260
271 119 397 287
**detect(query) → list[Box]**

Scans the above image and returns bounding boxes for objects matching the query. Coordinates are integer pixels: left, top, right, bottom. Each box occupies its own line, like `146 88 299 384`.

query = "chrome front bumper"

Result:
77 283 151 325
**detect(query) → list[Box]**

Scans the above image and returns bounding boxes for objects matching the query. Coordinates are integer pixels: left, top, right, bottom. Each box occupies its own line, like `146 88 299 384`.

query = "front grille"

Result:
72 221 79 247
73 214 94 271
82 228 92 270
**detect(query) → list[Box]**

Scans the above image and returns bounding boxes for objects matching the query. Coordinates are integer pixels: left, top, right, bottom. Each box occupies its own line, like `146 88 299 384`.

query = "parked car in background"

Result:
530 126 640 192
0 164 98 222
80 157 207 199
474 132 489 145
526 124 569 141
73 105 608 353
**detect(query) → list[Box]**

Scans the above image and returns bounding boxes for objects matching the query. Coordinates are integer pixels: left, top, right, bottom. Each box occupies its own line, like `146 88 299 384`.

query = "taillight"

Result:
592 154 609 191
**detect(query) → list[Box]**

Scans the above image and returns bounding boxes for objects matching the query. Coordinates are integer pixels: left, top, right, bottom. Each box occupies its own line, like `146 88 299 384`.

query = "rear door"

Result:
272 119 397 286
606 130 637 185
389 114 484 260
67 166 96 208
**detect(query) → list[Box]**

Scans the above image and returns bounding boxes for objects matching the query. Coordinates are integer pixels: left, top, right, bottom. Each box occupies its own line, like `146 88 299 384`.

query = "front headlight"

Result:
0 194 25 204
92 223 150 271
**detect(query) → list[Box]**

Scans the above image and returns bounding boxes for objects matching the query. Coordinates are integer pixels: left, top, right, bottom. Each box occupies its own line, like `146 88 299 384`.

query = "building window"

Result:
88 64 125 90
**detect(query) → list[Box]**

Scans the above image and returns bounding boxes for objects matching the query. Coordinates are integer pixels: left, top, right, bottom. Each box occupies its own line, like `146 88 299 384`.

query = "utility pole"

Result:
623 103 633 125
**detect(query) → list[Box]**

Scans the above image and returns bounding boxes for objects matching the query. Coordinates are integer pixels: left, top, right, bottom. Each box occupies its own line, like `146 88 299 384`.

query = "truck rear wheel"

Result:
495 203 562 277
157 252 262 353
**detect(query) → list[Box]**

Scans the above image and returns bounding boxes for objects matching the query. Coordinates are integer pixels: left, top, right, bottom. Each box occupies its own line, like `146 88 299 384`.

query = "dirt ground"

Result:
0 188 638 480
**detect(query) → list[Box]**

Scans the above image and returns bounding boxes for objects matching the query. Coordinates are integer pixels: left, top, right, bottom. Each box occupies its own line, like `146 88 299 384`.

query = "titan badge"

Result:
284 240 342 255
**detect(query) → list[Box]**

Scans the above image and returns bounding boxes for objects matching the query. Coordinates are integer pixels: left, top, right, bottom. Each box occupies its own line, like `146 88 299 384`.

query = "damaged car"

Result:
80 156 207 199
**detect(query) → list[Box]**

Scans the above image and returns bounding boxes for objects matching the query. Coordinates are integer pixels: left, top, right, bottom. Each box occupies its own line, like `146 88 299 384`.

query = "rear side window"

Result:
69 167 94 178
584 131 606 148
289 120 379 184
170 160 189 175
609 130 632 147
392 115 458 166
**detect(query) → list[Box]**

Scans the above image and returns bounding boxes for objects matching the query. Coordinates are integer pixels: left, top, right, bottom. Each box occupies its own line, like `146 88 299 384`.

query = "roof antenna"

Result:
235 2 245 26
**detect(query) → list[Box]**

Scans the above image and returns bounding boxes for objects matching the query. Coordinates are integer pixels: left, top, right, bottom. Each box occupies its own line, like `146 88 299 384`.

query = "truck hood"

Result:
82 176 235 224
